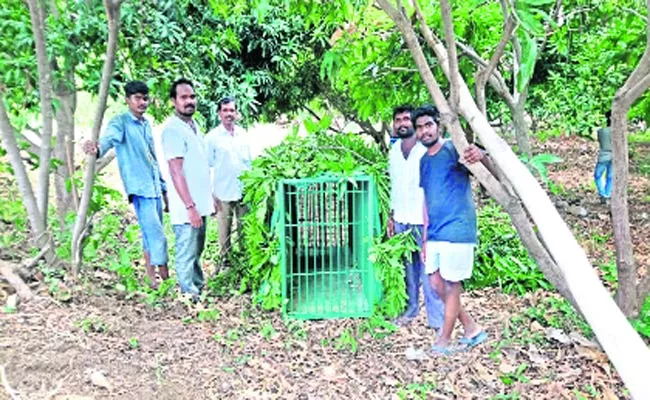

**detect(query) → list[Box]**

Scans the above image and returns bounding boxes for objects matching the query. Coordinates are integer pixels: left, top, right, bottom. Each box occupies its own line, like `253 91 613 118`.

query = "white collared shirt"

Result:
388 139 427 225
161 115 215 225
205 124 252 202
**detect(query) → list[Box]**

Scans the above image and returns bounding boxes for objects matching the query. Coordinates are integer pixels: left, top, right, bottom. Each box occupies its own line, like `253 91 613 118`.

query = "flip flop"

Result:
459 331 488 349
430 344 463 356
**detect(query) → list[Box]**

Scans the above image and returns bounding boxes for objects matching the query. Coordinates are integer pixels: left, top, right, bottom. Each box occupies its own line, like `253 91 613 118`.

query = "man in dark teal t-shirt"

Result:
415 106 493 355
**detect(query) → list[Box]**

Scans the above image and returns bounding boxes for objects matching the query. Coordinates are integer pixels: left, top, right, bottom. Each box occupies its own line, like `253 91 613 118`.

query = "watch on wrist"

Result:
186 202 196 210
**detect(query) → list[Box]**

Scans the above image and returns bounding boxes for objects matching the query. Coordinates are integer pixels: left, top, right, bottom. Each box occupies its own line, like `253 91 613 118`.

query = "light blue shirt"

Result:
98 111 166 199
162 115 214 225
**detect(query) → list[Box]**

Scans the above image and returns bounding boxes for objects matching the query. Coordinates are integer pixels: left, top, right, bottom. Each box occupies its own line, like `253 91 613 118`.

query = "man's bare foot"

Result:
158 265 169 280
145 264 159 290
462 324 484 340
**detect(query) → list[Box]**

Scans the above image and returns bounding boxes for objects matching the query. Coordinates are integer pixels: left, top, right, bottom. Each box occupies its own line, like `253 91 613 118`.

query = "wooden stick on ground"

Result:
0 261 34 301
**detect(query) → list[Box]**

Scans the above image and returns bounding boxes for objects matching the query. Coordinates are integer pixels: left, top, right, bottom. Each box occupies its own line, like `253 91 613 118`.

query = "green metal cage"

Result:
276 175 382 319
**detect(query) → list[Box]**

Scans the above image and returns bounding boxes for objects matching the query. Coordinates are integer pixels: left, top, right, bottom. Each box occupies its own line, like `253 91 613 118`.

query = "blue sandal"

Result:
430 344 463 356
459 331 488 349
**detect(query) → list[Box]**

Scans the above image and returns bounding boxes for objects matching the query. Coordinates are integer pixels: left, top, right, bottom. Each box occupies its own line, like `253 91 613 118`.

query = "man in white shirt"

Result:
162 78 215 299
387 105 444 329
205 97 252 270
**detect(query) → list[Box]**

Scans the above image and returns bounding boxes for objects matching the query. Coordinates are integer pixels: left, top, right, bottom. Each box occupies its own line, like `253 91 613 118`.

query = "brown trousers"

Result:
216 200 246 262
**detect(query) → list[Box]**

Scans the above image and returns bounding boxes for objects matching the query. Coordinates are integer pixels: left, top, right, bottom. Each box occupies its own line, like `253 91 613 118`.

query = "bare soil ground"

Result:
1 136 648 399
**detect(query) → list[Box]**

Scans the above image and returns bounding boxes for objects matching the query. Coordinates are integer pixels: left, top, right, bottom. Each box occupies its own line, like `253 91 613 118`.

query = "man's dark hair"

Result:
124 81 149 97
169 78 194 99
392 105 413 120
218 96 236 111
411 105 440 125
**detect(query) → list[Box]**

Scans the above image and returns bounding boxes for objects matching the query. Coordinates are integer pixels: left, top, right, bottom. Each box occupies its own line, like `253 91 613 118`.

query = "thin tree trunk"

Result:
26 0 55 219
71 0 123 276
53 84 76 228
0 98 45 238
512 93 532 158
610 0 650 316
377 1 650 398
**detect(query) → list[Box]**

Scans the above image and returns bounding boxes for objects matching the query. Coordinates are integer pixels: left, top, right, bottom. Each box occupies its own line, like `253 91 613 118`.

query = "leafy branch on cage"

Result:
237 132 397 312
369 231 419 318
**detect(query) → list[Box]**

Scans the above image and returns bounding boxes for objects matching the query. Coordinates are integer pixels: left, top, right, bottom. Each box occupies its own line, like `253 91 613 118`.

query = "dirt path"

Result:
1 135 647 399
0 286 628 400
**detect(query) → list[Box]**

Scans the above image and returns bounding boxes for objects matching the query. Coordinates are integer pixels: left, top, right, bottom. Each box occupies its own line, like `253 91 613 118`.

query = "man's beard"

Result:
422 136 440 147
396 127 414 138
179 106 195 117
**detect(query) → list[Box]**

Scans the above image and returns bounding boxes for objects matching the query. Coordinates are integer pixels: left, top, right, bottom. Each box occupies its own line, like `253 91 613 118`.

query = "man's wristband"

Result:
186 202 196 210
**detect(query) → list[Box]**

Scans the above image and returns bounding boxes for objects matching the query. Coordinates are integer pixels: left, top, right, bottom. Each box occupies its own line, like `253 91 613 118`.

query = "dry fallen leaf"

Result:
90 370 111 390
530 321 544 332
405 346 427 361
546 328 571 344
600 383 619 400
527 344 548 365
498 360 516 374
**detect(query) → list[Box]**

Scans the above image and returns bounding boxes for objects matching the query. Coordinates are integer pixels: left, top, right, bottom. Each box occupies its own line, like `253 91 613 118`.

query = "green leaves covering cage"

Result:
276 175 382 319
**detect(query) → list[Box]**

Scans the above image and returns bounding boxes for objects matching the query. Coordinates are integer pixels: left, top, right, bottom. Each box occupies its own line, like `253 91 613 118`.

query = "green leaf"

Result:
515 3 544 35
303 118 320 134
516 31 538 93
518 0 555 6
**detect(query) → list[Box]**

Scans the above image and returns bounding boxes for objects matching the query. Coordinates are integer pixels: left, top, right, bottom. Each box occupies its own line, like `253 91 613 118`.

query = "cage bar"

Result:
278 175 381 319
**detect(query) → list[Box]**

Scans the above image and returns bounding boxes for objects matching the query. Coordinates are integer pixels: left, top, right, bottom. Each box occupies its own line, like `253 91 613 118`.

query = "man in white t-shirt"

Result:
387 105 444 329
162 78 214 299
205 97 251 270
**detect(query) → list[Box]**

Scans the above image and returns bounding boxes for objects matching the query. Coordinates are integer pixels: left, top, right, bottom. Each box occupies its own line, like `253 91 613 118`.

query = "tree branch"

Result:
0 261 34 301
26 0 55 218
439 0 461 111
71 0 123 276
0 95 45 236
455 41 515 107
476 15 516 115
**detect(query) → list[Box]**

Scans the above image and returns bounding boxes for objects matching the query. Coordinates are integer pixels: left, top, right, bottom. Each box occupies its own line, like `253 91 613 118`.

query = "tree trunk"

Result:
26 0 55 220
71 0 123 276
0 99 46 239
511 94 532 158
610 108 638 317
378 1 650 398
610 0 650 316
53 81 77 228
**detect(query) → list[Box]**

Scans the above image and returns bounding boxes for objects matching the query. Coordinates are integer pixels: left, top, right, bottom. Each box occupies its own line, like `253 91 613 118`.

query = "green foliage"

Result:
128 337 140 349
368 233 415 318
520 153 563 185
396 378 437 400
357 312 398 339
119 0 341 128
524 296 592 337
631 295 650 339
530 0 649 135
75 317 109 334
239 122 398 311
469 202 552 294
499 363 530 386
334 328 359 353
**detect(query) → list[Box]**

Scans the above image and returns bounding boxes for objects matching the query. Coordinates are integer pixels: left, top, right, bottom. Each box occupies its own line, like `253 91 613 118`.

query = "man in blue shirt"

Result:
594 111 613 204
83 81 169 289
414 106 491 355
387 105 444 329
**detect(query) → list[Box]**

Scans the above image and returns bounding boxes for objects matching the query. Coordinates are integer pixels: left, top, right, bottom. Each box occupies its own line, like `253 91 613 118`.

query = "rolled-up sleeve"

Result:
162 126 186 161
98 117 125 157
